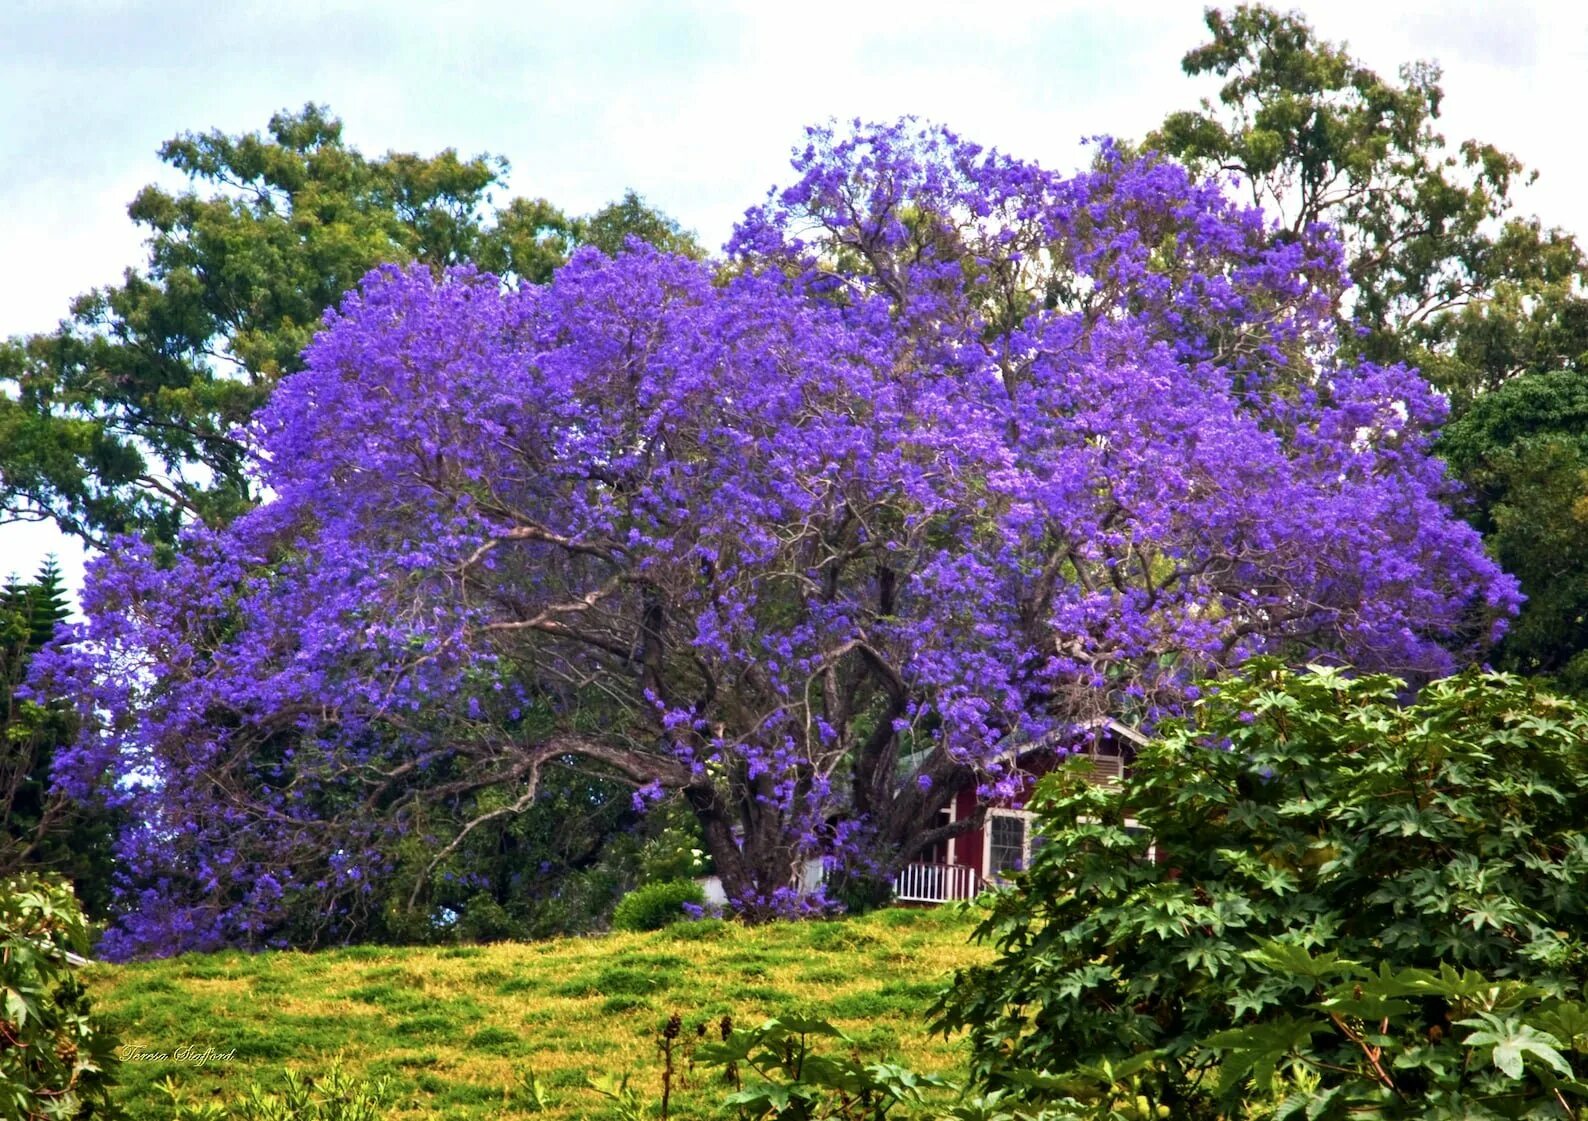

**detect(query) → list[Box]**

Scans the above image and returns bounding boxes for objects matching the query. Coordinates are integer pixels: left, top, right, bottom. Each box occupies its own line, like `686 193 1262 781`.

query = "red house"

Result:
695 718 1148 909
890 718 1147 904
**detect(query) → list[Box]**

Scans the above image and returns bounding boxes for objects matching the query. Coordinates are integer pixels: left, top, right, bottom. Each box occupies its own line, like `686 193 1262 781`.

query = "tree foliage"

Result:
382 777 707 944
935 662 1588 1118
579 190 703 261
1439 369 1588 693
1155 6 1588 699
1152 5 1588 405
0 105 697 545
35 121 1515 957
0 559 115 916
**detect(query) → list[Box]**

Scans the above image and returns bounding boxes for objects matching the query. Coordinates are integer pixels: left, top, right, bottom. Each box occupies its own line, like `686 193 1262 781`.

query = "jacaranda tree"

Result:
34 121 1518 956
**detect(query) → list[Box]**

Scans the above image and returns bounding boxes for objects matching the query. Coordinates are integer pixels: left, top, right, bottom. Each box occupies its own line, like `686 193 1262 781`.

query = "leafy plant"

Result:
936 662 1588 1119
0 873 121 1120
611 880 707 933
698 1014 953 1121
512 1070 554 1113
586 1073 646 1121
1197 942 1588 1118
157 1060 391 1121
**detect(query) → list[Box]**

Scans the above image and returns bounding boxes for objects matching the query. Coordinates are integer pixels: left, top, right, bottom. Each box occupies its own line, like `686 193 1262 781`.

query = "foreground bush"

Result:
1 874 121 1120
936 663 1588 1119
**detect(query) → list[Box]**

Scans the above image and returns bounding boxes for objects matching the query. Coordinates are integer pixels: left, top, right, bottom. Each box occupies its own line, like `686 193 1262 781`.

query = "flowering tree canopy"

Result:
36 121 1518 956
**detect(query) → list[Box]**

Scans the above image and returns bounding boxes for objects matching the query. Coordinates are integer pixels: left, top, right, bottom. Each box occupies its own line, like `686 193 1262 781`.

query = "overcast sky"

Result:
3 0 1585 601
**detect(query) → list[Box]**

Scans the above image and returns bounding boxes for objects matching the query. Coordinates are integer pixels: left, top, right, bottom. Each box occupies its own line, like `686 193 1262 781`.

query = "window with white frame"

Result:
980 736 1145 882
988 809 1153 882
986 809 1033 877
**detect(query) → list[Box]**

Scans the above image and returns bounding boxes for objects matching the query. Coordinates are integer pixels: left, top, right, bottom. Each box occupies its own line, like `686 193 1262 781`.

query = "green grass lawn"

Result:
86 907 992 1121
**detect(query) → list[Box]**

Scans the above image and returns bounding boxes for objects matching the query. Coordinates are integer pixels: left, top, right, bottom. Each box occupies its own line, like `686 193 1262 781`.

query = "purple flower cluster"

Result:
35 120 1518 956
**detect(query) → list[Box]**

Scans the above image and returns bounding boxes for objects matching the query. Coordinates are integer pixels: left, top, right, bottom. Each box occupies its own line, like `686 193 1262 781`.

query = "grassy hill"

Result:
86 907 993 1121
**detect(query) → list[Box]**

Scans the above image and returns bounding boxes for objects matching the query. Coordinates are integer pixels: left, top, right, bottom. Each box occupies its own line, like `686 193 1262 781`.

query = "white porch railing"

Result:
892 862 981 904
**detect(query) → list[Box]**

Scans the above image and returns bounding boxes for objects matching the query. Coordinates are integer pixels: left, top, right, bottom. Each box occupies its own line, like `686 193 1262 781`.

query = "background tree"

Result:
384 773 708 944
1439 370 1588 693
0 104 697 545
37 121 1515 957
1150 5 1588 407
1151 6 1588 700
576 189 703 260
0 558 116 915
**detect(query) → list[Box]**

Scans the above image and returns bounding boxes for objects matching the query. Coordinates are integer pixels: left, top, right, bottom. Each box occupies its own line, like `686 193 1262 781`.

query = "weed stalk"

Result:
660 1011 681 1121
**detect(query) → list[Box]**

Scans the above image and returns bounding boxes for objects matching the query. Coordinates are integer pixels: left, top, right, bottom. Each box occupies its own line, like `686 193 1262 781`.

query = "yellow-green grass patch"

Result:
88 906 991 1121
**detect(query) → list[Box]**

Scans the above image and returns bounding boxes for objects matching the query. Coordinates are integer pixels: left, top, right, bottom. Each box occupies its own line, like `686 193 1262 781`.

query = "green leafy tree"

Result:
0 105 697 546
1440 369 1588 692
1 559 116 916
577 189 702 260
1151 5 1588 405
0 105 545 542
935 661 1588 1119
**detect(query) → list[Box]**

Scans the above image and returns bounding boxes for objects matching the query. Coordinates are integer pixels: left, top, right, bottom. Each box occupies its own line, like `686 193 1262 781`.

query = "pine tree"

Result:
0 557 116 914
24 557 70 650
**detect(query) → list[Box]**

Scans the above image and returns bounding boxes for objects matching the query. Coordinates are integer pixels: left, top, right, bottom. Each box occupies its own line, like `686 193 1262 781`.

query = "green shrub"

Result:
936 663 1588 1119
452 892 516 943
610 879 705 933
0 873 122 1120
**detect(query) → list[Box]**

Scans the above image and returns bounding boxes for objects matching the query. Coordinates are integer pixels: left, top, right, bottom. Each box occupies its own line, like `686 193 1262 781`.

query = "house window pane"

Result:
989 814 1026 875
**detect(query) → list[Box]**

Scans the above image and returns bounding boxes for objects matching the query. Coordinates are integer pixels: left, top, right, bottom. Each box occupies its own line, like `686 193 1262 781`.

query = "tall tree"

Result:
0 105 540 543
1150 5 1588 406
36 122 1515 957
0 105 697 546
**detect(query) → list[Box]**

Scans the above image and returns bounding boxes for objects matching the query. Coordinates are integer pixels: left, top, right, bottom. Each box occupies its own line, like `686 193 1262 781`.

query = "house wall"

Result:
953 784 984 879
948 757 1061 880
949 738 1133 879
696 858 824 906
